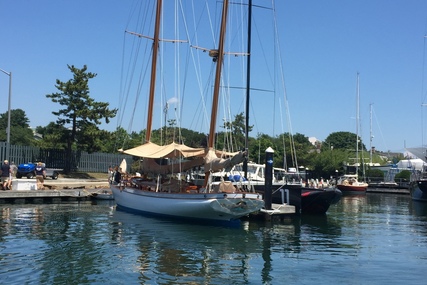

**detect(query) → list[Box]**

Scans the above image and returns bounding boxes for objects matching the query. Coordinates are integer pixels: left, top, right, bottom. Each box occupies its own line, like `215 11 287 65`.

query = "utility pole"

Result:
0 68 12 159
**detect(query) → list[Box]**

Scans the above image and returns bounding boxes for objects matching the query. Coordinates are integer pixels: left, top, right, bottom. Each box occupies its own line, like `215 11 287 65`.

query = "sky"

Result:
1 0 427 155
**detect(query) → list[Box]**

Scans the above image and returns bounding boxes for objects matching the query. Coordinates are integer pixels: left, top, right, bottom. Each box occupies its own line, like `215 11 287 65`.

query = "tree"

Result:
35 122 68 149
46 65 117 172
218 112 253 151
324 131 366 151
0 109 34 145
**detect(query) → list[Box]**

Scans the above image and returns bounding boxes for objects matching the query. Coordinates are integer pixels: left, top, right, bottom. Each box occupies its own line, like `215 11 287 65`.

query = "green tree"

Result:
394 170 411 182
365 168 384 181
311 148 348 179
46 65 117 172
35 122 68 149
217 112 253 152
324 131 366 151
0 109 34 145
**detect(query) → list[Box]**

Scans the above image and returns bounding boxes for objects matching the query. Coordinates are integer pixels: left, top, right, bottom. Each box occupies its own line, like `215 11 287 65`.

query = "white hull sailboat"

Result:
111 0 264 223
111 185 262 222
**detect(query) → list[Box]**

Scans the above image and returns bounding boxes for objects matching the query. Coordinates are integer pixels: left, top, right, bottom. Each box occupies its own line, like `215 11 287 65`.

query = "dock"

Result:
248 203 296 221
0 189 99 203
260 203 296 215
0 178 109 203
367 187 410 195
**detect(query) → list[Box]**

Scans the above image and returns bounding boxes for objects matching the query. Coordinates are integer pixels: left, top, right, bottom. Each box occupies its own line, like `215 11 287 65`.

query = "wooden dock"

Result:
0 178 109 203
0 189 96 203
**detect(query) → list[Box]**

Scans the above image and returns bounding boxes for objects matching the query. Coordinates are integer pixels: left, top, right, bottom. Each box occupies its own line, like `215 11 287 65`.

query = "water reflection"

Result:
1 196 426 284
111 210 266 284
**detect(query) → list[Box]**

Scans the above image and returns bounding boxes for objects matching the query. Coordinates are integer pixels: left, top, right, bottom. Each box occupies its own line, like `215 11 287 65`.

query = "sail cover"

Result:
204 148 246 173
123 141 205 158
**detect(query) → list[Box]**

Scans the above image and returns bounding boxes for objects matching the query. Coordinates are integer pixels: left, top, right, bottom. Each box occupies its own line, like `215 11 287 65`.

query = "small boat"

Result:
336 174 368 194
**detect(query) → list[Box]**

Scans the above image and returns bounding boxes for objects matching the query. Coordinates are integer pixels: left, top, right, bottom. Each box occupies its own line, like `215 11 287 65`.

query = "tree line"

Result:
0 65 404 177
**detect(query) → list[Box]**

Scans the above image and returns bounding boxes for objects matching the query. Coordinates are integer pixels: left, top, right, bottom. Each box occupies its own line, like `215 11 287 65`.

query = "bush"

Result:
366 169 384 179
394 170 411 182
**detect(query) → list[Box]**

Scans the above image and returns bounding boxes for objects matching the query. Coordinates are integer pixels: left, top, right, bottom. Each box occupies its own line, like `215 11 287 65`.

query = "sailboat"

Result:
336 73 368 194
110 0 264 224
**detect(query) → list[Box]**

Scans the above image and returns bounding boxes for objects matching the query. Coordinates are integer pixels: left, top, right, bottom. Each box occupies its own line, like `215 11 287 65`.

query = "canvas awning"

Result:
122 141 205 158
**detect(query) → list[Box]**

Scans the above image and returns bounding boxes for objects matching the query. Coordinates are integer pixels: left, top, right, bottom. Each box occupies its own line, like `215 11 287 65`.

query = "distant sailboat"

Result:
336 73 368 194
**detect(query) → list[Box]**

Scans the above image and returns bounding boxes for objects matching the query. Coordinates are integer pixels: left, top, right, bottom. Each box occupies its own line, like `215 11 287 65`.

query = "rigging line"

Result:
422 35 427 147
118 3 154 148
278 97 287 169
120 3 155 132
271 0 298 169
175 0 185 144
372 106 389 152
180 0 212 132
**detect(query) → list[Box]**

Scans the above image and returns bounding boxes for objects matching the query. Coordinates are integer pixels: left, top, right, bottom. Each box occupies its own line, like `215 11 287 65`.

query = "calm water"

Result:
0 193 426 285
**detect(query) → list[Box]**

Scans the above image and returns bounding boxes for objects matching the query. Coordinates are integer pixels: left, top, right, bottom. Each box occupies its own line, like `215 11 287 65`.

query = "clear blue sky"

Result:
1 0 427 154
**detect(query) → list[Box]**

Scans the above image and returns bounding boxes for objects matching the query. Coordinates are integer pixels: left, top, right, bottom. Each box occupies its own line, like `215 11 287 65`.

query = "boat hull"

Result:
252 183 302 213
111 185 264 223
253 183 341 214
301 188 342 215
336 184 367 194
410 180 427 202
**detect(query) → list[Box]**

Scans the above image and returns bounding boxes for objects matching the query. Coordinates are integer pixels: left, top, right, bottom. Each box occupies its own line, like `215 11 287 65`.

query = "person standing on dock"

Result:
108 166 114 184
1 160 11 190
7 161 17 190
35 162 46 190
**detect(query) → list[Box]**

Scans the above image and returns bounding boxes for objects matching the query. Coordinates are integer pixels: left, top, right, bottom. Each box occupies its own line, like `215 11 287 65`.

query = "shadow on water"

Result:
410 200 427 216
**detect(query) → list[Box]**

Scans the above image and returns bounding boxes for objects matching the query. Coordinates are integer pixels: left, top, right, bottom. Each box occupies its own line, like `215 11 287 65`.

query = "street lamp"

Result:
0 68 12 159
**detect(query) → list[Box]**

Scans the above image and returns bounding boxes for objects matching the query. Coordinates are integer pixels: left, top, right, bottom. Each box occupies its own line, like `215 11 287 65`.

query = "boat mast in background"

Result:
370 103 373 165
243 0 252 180
356 72 360 174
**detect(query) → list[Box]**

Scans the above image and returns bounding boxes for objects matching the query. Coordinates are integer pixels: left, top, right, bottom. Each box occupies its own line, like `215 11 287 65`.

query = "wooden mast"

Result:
145 0 162 143
207 0 229 148
202 0 229 188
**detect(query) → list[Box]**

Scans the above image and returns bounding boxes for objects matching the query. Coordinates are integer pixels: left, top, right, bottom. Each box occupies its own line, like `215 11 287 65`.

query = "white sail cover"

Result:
204 148 246 173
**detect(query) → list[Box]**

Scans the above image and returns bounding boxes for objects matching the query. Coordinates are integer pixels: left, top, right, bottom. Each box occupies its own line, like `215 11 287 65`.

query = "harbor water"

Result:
0 193 426 284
